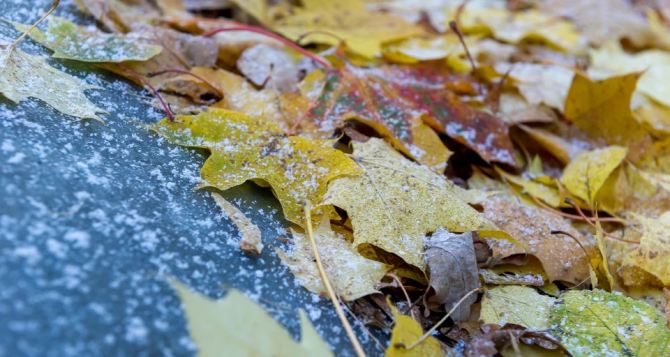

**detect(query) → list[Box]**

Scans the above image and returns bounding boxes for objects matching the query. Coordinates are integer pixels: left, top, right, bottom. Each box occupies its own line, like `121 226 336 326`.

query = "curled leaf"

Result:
560 146 627 204
425 230 480 322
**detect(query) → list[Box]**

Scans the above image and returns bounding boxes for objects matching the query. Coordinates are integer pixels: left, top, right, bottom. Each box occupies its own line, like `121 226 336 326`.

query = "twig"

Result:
203 25 332 68
550 230 594 262
449 20 476 73
386 273 416 320
570 201 639 244
303 204 366 357
403 287 481 350
9 0 60 52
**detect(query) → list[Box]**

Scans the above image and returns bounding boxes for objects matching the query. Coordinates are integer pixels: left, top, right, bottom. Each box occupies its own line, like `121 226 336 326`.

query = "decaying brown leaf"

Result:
424 230 480 322
482 194 592 285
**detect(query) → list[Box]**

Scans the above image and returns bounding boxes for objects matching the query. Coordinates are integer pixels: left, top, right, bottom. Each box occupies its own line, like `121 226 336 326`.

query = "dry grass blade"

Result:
8 0 60 51
303 203 366 357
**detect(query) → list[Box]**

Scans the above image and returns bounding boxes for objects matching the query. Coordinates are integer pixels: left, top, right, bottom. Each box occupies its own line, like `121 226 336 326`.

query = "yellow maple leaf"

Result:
233 0 426 58
560 146 627 204
172 280 332 356
151 108 361 225
564 72 648 145
277 216 388 301
321 138 497 269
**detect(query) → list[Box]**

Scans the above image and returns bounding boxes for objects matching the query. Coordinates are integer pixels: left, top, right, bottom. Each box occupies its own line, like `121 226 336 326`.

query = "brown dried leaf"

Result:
482 194 592 285
425 230 480 322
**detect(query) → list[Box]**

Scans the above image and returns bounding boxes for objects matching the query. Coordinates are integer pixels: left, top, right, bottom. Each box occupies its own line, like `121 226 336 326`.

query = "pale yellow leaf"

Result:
0 45 104 121
560 146 627 203
277 216 388 301
480 286 555 330
172 280 332 357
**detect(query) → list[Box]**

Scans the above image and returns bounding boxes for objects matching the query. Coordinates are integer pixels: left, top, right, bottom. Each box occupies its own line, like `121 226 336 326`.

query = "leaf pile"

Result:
8 0 670 355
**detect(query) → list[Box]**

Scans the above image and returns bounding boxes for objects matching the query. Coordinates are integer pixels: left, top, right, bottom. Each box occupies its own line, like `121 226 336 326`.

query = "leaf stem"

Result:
404 287 481 350
449 20 476 73
148 68 224 100
203 25 332 68
303 204 366 357
119 65 175 121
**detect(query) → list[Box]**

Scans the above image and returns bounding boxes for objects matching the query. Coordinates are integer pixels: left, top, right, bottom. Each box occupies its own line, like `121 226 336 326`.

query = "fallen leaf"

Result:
236 43 312 92
560 146 627 203
152 108 361 225
304 63 517 167
621 212 670 287
540 0 650 46
482 194 592 285
238 0 426 59
172 280 332 357
100 26 218 101
497 62 574 111
15 16 162 62
74 0 186 32
211 193 263 256
497 93 558 124
386 303 442 357
277 216 388 301
564 72 648 145
301 64 454 170
424 230 480 322
0 43 104 121
589 42 670 108
550 289 670 356
456 5 585 52
323 138 498 269
480 285 555 330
